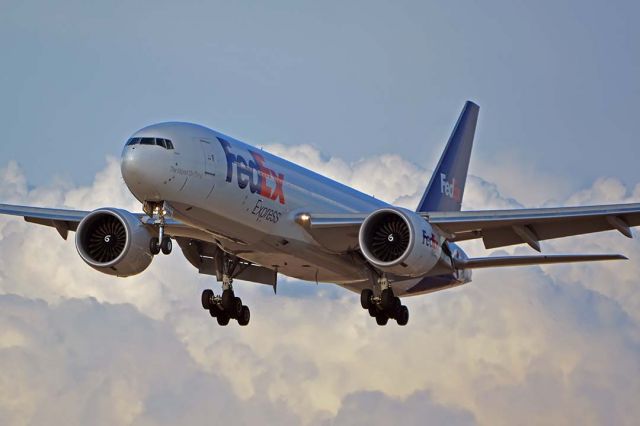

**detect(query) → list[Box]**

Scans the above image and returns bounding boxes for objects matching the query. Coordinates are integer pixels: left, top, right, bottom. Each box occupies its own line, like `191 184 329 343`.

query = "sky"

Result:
1 0 639 425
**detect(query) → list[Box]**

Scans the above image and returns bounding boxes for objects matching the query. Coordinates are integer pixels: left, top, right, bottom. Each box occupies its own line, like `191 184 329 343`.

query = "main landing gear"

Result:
360 277 409 326
200 255 251 326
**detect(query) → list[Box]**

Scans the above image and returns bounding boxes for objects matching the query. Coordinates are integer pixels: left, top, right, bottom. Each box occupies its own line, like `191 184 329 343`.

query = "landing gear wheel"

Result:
389 297 401 317
160 237 172 255
375 315 389 326
230 297 243 319
217 313 230 326
221 289 235 310
360 289 373 309
367 306 377 317
396 305 409 326
149 237 160 255
381 288 395 312
209 305 220 318
201 289 214 310
238 305 250 326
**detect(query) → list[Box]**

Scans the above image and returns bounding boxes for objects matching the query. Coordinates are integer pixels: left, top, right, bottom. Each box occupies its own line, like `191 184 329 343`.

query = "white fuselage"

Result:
120 122 471 296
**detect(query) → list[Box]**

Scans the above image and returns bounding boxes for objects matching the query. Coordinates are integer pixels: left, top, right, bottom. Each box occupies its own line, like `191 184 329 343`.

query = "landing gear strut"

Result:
145 201 172 256
360 276 409 326
200 253 251 326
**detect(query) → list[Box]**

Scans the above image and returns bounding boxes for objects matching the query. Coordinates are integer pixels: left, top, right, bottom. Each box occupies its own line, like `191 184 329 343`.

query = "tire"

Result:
201 289 214 310
230 297 243 319
360 289 373 310
209 305 219 318
375 315 389 326
161 237 172 255
149 237 160 255
238 305 250 326
388 297 401 317
221 289 234 311
396 305 409 326
367 306 377 317
381 288 395 311
217 313 230 326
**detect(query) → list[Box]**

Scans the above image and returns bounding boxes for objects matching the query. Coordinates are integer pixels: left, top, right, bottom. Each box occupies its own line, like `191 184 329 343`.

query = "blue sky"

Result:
1 0 639 191
1 2 640 424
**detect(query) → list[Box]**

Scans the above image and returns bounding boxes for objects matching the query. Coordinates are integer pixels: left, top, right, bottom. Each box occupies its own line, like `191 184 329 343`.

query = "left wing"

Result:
424 203 640 251
297 203 640 252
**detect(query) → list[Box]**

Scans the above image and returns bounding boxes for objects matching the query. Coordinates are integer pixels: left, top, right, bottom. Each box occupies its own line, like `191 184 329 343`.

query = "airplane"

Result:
1 101 639 327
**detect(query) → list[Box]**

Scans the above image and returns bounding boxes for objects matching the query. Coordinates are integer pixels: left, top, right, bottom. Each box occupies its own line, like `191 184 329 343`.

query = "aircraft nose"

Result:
121 144 161 201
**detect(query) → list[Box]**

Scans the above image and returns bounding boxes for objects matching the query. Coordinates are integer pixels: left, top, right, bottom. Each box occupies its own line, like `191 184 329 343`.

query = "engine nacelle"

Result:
358 207 440 278
75 208 155 277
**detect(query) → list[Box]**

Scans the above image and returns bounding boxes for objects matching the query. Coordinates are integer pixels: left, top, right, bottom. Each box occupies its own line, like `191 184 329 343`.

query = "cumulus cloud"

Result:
0 295 301 426
1 150 639 426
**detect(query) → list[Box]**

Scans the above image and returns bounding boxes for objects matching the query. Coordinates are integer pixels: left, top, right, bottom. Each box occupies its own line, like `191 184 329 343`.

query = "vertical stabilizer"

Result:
416 101 479 212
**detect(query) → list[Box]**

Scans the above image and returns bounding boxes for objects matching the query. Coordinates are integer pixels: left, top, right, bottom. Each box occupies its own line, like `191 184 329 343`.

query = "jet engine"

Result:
75 208 155 277
358 207 440 277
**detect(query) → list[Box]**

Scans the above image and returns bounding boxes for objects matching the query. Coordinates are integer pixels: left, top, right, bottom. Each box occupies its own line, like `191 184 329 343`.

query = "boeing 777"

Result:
2 101 638 326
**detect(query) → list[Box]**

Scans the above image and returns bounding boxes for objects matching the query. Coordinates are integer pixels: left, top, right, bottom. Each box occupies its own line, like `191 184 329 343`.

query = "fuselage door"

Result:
200 139 216 176
199 139 217 198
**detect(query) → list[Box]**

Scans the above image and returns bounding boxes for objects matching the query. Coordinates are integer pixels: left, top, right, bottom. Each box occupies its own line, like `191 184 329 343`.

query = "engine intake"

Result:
75 208 155 277
81 214 127 263
362 211 411 263
359 208 440 278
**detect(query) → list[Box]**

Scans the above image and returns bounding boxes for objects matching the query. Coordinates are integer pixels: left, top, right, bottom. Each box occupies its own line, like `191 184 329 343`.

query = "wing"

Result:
0 203 90 239
0 203 195 241
453 253 627 270
296 203 640 253
295 212 367 252
423 203 640 251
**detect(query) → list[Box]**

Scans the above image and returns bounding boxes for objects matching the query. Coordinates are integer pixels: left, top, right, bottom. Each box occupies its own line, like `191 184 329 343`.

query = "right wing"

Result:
0 203 202 242
453 253 627 270
0 203 276 286
0 203 89 239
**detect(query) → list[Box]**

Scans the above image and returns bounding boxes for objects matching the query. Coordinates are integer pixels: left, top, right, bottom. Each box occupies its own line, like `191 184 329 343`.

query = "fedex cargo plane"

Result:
2 101 639 326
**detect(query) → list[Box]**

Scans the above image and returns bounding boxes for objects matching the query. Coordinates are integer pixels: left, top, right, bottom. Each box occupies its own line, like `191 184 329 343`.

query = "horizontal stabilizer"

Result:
453 254 627 270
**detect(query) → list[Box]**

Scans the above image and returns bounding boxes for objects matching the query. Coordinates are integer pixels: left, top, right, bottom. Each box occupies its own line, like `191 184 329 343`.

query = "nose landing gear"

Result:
145 201 172 256
360 277 409 326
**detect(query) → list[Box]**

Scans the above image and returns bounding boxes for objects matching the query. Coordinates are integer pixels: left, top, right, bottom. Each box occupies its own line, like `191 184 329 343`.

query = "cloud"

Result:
1 150 640 425
0 295 301 426
332 390 475 426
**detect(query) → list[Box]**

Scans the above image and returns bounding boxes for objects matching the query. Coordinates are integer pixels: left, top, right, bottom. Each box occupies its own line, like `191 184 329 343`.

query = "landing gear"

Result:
361 289 374 309
146 201 172 256
201 287 250 326
150 237 160 255
360 276 410 326
238 305 250 326
200 253 251 326
160 237 172 255
149 236 172 255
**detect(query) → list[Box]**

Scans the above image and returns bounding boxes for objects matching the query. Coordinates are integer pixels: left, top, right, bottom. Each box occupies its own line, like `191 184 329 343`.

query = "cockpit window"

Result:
140 137 156 145
127 136 174 149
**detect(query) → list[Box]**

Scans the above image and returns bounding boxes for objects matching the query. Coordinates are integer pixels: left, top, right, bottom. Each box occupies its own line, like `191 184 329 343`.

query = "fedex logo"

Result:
440 173 462 203
422 230 440 248
219 138 286 204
